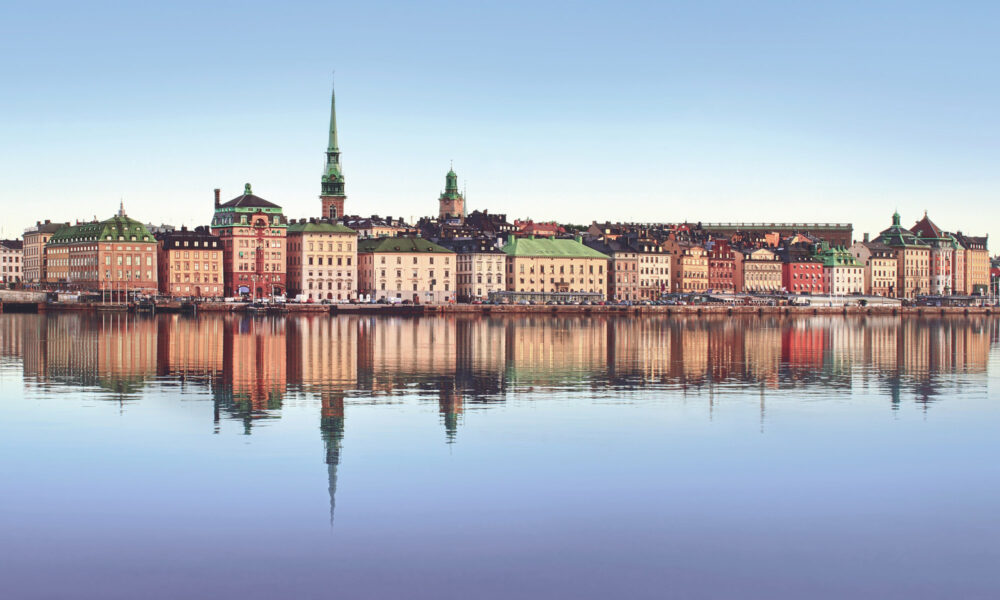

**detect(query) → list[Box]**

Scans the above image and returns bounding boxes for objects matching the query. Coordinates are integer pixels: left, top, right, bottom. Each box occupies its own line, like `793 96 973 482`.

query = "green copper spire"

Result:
892 210 901 226
445 166 458 193
321 78 345 197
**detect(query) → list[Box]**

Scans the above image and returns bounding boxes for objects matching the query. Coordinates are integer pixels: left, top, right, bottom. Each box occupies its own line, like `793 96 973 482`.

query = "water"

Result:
1 312 998 599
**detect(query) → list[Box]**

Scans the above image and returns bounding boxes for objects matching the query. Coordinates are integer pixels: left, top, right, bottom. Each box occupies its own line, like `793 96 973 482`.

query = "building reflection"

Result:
4 311 997 524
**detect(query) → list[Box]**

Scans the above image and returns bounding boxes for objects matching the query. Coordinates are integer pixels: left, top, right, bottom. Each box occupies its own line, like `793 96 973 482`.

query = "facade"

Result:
502 236 608 297
583 239 639 302
910 213 956 295
875 212 930 298
22 220 66 284
210 184 288 298
45 208 158 295
155 226 224 298
286 218 358 302
850 240 897 297
319 82 347 220
782 258 824 295
954 233 990 294
632 238 671 300
817 246 864 295
357 237 456 303
707 239 735 293
0 240 23 284
438 168 466 221
436 238 505 302
735 248 782 293
663 241 708 293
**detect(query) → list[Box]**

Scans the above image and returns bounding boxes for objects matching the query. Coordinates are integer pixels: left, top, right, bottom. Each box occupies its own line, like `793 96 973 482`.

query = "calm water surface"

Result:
1 313 998 599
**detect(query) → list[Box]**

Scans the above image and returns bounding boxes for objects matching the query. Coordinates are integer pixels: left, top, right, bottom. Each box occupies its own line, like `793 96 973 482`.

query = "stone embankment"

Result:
1 298 996 317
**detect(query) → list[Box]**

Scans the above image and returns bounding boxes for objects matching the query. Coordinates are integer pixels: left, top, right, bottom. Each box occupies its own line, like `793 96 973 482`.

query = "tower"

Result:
438 165 465 221
320 80 346 220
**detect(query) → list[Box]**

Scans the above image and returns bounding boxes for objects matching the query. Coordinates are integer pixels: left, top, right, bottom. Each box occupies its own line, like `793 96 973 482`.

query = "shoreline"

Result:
2 301 996 317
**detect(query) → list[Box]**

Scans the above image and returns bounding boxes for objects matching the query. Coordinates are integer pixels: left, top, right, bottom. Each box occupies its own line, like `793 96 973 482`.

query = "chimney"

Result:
863 232 869 243
214 188 221 208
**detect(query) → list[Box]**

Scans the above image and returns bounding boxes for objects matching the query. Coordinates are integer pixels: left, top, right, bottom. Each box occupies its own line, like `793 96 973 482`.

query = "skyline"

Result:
2 1 999 241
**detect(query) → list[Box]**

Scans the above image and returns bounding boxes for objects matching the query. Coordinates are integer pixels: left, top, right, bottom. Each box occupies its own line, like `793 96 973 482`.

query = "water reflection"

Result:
3 312 997 413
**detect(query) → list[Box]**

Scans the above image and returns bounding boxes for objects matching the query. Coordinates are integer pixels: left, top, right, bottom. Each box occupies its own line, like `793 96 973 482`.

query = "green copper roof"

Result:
321 79 345 197
357 237 453 253
287 221 356 234
875 212 926 249
815 246 862 268
48 214 155 246
502 237 610 259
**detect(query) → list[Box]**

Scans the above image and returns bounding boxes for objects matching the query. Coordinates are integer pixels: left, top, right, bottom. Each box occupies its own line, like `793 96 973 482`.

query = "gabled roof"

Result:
910 213 947 239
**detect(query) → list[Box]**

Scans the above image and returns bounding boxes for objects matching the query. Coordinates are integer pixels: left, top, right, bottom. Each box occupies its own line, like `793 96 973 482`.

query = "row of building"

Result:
8 83 997 301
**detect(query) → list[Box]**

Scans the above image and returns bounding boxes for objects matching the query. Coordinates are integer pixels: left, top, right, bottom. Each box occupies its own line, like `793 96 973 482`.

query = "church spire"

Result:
320 76 346 219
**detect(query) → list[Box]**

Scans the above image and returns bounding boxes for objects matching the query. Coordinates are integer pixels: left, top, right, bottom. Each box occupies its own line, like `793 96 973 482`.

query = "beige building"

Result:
501 235 608 297
22 221 66 284
875 212 930 298
734 248 782 293
633 239 671 300
358 237 455 303
286 218 357 302
955 233 990 294
437 238 506 302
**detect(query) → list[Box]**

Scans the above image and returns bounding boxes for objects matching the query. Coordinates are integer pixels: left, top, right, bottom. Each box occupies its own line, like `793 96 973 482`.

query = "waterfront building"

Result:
707 239 736 293
502 235 608 297
954 232 990 295
435 238 505 302
781 256 824 295
44 205 158 295
583 238 639 302
850 239 897 297
734 247 782 293
210 184 288 299
817 246 865 295
22 220 65 284
357 237 455 303
319 81 347 220
286 218 357 302
910 213 956 295
438 167 465 221
155 226 224 298
662 239 708 293
875 211 930 298
1 240 23 284
631 237 671 300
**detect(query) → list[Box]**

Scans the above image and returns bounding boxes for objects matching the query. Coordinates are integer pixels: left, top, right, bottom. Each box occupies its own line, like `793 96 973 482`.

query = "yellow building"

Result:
501 235 608 297
286 218 357 302
155 226 224 298
662 240 708 293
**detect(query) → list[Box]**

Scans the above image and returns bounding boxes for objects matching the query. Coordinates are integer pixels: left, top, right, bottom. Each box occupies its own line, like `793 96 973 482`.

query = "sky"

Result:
1 0 998 244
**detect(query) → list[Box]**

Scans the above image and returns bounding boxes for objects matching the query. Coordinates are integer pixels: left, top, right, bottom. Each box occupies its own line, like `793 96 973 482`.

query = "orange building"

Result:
210 185 288 299
45 206 158 296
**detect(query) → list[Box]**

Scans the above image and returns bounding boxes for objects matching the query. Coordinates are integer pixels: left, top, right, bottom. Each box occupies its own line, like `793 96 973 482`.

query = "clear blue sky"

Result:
1 1 998 243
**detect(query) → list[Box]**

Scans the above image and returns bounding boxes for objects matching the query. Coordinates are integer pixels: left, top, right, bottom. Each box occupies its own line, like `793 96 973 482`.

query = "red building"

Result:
707 239 735 293
210 185 288 299
783 258 825 294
